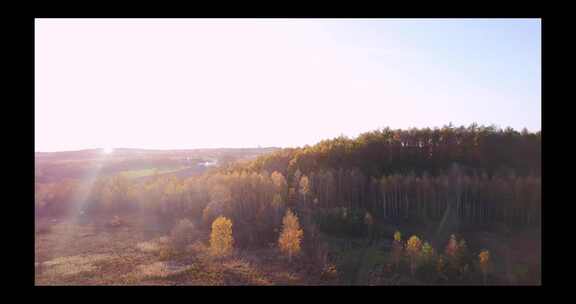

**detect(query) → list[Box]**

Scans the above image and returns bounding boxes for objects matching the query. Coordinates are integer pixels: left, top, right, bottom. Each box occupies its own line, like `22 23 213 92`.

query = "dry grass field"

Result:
35 215 334 286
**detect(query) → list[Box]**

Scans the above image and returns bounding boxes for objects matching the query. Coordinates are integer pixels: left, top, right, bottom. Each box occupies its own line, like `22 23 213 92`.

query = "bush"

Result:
169 219 198 252
158 247 177 261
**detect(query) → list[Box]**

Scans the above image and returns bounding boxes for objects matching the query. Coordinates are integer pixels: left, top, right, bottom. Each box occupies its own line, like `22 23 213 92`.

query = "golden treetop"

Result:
210 216 234 257
406 235 423 255
394 230 402 242
479 250 490 265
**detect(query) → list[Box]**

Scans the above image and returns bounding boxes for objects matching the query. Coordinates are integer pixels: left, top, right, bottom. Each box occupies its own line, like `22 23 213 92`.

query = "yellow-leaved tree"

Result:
406 235 423 276
210 216 234 257
278 209 304 262
478 249 490 285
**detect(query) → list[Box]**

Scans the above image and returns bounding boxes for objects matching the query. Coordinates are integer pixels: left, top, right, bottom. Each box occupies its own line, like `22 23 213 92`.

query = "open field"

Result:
119 167 185 179
35 147 279 183
35 215 333 286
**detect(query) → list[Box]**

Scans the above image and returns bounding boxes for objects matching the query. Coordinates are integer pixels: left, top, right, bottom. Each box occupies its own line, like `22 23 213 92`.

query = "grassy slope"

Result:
35 215 330 286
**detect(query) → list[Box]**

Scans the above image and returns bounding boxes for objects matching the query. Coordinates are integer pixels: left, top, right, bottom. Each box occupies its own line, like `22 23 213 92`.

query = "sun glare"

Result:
103 147 114 154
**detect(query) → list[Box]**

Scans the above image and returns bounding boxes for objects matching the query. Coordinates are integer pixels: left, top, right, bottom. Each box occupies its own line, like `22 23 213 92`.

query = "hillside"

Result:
35 125 541 285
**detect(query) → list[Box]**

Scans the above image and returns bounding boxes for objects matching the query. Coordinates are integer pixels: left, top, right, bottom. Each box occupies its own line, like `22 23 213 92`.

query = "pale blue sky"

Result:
35 19 541 152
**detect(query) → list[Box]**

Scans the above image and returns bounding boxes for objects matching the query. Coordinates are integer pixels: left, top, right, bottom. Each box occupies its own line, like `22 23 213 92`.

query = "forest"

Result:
35 124 541 285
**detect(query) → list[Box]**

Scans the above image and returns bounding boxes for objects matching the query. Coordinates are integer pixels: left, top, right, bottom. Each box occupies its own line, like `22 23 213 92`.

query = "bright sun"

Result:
103 146 114 154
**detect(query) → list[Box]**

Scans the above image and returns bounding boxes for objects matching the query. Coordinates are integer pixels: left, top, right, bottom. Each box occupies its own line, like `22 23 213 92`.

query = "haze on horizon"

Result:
35 18 541 152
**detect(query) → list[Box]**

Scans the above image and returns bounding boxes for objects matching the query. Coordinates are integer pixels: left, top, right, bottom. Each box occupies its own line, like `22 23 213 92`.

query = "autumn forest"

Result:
35 124 541 285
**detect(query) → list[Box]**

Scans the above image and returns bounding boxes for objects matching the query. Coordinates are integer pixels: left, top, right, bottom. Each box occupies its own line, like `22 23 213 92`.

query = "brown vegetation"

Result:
35 125 540 285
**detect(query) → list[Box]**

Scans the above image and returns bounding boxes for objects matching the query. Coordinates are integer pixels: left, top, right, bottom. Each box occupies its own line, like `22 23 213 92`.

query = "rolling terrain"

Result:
35 125 541 285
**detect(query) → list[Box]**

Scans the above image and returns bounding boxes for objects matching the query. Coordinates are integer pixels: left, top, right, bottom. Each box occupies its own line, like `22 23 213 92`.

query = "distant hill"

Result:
35 147 280 160
35 147 281 182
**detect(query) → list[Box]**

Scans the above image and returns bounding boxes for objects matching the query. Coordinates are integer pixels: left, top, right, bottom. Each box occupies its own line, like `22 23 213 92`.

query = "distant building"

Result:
203 159 218 167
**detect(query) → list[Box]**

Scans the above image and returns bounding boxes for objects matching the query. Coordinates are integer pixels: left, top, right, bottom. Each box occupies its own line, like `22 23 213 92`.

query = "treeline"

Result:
245 124 541 179
35 168 540 249
307 166 540 226
35 124 541 249
35 172 296 250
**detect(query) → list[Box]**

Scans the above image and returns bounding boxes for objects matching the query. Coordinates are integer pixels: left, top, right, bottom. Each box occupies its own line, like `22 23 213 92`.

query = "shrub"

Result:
169 219 198 252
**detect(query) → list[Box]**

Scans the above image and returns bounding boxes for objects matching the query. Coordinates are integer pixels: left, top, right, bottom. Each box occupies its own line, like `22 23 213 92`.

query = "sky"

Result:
35 18 541 152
